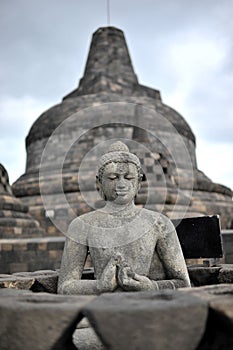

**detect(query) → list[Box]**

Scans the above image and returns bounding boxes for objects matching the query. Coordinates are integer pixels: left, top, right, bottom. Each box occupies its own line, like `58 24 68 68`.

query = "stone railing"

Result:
0 271 233 349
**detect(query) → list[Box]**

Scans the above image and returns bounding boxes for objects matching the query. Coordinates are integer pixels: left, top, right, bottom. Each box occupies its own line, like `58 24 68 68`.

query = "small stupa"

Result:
0 164 44 239
0 164 47 273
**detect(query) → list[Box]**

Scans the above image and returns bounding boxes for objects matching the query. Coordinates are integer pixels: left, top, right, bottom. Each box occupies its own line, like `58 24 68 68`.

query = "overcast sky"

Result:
0 0 232 192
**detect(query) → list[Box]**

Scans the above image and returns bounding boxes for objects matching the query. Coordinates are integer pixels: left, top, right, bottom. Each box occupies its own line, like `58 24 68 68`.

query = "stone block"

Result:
31 271 59 293
185 284 233 349
188 267 221 286
8 270 59 294
225 254 233 264
221 231 233 263
0 276 35 290
9 262 28 273
14 227 22 235
0 289 95 350
13 243 27 251
80 290 208 350
0 237 65 273
48 226 58 235
49 250 63 260
73 327 105 350
38 242 47 251
218 264 233 284
2 244 13 251
0 274 11 278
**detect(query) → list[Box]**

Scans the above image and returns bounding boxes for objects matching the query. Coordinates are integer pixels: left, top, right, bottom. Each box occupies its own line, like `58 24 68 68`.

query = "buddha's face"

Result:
99 162 140 205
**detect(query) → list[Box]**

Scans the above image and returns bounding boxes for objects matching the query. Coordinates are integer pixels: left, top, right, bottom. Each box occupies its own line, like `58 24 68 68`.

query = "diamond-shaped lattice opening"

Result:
73 317 105 349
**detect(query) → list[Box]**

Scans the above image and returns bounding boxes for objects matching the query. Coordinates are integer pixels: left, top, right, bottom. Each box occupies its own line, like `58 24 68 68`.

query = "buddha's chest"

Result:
89 229 157 277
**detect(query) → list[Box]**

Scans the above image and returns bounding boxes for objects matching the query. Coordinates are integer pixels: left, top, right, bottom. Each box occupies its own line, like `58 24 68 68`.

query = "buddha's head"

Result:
96 141 143 205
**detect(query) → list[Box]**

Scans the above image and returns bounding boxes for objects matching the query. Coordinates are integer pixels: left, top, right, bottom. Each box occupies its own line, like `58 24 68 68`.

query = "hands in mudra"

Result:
97 253 154 293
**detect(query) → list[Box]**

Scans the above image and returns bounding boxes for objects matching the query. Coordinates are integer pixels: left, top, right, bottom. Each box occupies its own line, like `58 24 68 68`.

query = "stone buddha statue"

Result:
58 141 190 294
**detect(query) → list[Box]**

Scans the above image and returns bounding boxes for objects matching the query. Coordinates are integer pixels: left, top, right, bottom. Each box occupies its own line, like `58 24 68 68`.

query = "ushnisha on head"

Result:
96 141 143 203
97 141 142 182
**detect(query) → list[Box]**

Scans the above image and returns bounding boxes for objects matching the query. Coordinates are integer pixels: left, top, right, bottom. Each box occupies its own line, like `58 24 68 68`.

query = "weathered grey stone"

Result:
221 230 233 263
58 142 190 295
80 290 208 350
0 288 95 350
0 236 65 274
73 327 105 350
0 164 48 273
0 270 59 293
0 164 45 239
218 264 233 284
188 266 221 286
31 273 59 293
184 284 233 349
0 276 35 290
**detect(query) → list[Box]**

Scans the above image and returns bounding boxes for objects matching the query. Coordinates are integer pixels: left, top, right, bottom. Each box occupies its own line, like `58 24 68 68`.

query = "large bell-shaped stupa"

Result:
13 27 233 234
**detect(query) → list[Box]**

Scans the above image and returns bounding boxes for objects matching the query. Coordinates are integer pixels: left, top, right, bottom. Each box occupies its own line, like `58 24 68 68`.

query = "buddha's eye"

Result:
125 175 135 180
108 175 117 180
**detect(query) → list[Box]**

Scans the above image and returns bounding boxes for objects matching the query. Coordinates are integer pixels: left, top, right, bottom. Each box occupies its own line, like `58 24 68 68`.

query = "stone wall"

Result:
0 236 65 274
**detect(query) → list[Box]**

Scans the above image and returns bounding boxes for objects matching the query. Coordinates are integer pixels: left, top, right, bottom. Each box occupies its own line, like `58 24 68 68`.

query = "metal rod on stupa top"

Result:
107 0 110 25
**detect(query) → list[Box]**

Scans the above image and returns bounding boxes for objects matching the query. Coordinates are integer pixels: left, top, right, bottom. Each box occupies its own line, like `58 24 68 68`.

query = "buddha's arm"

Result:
153 221 191 289
57 237 99 295
118 219 190 291
58 237 119 295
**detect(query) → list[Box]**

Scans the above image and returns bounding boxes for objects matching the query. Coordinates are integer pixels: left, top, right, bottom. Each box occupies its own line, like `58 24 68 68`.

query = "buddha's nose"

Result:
116 179 127 189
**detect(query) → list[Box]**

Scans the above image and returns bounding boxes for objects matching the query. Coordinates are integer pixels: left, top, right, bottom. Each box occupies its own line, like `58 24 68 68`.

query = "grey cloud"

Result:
0 0 232 188
1 0 231 100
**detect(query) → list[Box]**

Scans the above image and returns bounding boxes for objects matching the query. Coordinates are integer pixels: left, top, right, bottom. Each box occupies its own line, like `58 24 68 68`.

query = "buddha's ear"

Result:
138 180 141 192
139 171 144 184
96 175 101 192
140 171 146 182
96 175 105 200
136 171 144 195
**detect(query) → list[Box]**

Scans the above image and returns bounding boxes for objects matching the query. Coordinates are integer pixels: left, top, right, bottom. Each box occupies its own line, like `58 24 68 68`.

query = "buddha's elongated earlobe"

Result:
96 175 106 200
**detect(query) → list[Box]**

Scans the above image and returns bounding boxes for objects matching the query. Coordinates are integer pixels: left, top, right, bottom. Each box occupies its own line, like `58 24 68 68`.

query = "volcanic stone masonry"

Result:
12 26 233 236
1 281 233 349
0 164 64 273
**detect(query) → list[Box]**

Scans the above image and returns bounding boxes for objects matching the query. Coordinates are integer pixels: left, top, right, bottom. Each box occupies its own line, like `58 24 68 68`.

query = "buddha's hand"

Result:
118 266 154 291
96 254 122 293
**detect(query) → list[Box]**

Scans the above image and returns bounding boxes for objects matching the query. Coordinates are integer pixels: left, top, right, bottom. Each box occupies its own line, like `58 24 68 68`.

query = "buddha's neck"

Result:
102 201 138 216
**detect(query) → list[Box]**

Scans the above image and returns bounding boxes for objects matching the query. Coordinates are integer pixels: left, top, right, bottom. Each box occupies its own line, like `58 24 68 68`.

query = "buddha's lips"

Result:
116 191 128 196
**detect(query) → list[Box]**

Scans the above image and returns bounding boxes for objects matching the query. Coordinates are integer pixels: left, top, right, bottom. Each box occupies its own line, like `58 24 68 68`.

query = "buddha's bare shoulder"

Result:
68 208 173 231
139 208 175 232
140 208 169 221
68 211 97 226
